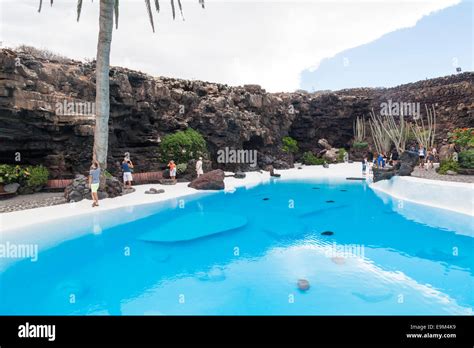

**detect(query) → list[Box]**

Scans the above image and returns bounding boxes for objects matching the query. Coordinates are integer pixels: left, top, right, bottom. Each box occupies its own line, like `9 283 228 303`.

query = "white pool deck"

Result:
1 163 472 234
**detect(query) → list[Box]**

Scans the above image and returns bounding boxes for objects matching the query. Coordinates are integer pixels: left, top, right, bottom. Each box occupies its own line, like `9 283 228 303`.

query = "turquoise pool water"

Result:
0 179 473 315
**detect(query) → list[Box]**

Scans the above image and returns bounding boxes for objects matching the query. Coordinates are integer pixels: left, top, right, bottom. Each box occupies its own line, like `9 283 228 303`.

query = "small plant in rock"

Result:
281 136 299 154
337 148 348 163
458 149 474 169
437 160 460 174
103 170 114 179
176 163 188 175
352 141 368 149
302 152 325 165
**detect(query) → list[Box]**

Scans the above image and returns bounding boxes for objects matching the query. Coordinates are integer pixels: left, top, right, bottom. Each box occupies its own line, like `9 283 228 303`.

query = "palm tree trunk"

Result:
94 0 114 185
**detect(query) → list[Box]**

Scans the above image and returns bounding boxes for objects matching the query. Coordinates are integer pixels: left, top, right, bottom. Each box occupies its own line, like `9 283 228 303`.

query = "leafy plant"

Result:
0 164 26 185
437 160 460 174
302 152 325 165
25 165 49 187
458 149 474 169
337 148 348 163
352 141 368 149
282 136 298 154
176 163 187 175
103 170 113 178
159 128 207 164
0 164 48 188
449 128 474 150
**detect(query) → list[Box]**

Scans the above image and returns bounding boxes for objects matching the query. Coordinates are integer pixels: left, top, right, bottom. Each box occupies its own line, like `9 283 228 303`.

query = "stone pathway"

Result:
0 192 67 214
411 167 474 183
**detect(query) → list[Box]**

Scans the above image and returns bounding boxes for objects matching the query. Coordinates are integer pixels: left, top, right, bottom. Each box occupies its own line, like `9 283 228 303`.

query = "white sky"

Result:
0 0 460 92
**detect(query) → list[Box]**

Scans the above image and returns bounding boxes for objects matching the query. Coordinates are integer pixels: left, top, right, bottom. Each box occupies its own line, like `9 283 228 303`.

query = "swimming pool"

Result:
0 179 473 315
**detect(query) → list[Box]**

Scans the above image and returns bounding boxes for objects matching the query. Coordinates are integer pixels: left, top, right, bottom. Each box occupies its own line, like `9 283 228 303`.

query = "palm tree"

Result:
39 0 205 183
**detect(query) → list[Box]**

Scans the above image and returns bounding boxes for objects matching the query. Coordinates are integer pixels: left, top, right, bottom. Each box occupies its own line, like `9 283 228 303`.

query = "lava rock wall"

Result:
0 49 472 178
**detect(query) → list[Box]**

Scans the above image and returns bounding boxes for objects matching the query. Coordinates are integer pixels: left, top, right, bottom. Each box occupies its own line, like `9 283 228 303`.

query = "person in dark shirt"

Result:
391 149 399 164
367 148 374 162
122 155 134 189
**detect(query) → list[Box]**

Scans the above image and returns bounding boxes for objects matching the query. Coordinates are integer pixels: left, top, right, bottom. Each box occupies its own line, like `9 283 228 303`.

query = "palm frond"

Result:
170 0 176 20
77 0 83 22
154 0 160 13
114 0 119 29
144 0 155 32
38 0 43 12
177 0 184 21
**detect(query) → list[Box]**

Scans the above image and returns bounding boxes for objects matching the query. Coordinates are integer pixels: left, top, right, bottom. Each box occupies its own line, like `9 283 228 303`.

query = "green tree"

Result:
159 129 207 163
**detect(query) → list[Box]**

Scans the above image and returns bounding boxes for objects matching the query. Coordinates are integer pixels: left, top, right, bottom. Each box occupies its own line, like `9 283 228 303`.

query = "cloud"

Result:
0 0 460 92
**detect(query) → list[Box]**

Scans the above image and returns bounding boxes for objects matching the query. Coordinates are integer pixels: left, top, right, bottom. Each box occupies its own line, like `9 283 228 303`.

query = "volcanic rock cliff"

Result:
0 48 473 178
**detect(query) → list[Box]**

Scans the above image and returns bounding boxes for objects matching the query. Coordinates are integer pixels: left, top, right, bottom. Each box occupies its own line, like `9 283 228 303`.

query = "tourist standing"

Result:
168 160 177 183
391 148 399 165
431 146 438 161
196 157 204 178
122 155 134 189
427 150 435 169
377 153 384 168
418 144 426 169
89 160 101 208
362 158 367 175
367 148 374 162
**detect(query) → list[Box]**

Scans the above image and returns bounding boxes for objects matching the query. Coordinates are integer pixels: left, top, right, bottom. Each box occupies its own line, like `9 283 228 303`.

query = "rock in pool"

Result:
297 279 310 291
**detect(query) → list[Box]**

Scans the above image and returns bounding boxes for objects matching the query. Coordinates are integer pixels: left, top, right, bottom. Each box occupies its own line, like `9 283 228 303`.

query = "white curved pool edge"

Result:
370 176 474 216
0 163 362 235
2 163 471 234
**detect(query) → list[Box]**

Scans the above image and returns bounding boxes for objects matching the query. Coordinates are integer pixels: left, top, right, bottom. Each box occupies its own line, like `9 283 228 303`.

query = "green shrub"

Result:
159 128 207 164
438 160 460 174
337 148 348 162
352 142 368 149
103 170 113 178
282 136 298 154
0 164 49 187
25 165 49 187
302 151 325 165
176 163 187 175
449 128 474 150
459 149 474 169
0 164 27 185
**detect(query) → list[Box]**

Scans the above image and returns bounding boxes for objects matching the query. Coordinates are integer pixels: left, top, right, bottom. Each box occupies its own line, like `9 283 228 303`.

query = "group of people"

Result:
362 148 400 173
361 144 439 175
166 157 204 182
413 144 437 170
87 153 205 208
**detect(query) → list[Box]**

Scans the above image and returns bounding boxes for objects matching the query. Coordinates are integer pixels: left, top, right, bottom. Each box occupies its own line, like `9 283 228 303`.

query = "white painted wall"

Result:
370 176 474 216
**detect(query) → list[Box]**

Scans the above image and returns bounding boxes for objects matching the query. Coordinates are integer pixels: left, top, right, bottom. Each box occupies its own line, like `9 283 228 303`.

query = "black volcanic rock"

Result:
0 49 473 178
372 151 419 182
188 169 225 190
